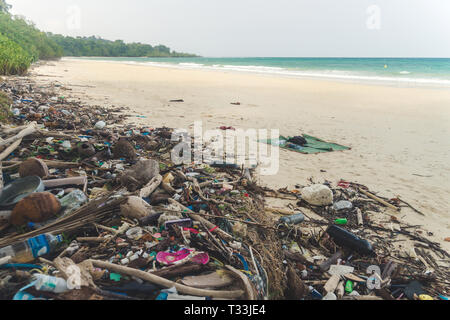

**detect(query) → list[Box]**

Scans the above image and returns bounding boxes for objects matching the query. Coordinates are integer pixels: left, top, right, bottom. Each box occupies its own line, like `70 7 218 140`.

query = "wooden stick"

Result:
0 122 37 147
396 197 425 216
89 259 244 299
359 188 399 211
139 174 163 198
0 138 22 161
2 160 81 169
265 207 296 215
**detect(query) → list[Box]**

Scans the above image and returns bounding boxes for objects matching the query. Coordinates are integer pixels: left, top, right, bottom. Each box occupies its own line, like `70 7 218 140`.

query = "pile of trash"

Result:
0 77 448 301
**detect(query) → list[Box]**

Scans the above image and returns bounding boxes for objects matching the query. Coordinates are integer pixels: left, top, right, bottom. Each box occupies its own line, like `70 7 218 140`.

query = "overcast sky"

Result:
7 0 450 57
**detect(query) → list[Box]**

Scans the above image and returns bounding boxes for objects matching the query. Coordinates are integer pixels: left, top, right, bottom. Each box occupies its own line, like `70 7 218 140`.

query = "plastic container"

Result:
0 176 45 208
0 234 63 263
279 213 305 225
327 225 375 256
94 121 106 130
333 200 353 211
323 292 337 300
308 286 323 300
59 190 88 216
34 274 69 293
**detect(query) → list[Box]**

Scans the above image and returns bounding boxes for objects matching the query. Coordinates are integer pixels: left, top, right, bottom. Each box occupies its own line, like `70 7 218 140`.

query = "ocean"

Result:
70 57 450 87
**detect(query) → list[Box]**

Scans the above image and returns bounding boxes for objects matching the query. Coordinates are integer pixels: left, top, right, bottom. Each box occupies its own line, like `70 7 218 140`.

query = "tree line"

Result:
47 34 196 58
0 1 195 75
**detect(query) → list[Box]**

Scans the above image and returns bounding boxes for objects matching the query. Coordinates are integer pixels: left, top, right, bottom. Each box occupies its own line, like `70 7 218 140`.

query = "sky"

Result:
7 0 450 57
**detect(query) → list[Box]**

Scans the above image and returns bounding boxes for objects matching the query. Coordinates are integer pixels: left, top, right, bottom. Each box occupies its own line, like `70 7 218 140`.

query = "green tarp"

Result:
260 134 351 154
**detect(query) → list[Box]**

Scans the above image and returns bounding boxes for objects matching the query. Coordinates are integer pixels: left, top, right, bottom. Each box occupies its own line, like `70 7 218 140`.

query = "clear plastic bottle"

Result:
279 213 305 225
33 274 69 293
59 189 88 216
0 234 63 263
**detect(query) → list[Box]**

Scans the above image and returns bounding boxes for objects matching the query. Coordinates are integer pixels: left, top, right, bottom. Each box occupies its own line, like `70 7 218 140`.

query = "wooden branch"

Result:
139 174 163 198
265 207 296 215
359 188 399 211
0 122 37 148
2 160 81 169
0 138 22 161
150 262 205 279
89 259 244 299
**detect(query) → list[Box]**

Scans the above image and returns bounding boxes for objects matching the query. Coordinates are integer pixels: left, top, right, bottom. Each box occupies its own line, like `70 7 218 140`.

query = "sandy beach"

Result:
31 58 450 251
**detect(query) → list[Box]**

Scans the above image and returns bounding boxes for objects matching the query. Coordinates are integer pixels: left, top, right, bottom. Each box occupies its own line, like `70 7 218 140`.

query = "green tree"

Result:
0 0 11 13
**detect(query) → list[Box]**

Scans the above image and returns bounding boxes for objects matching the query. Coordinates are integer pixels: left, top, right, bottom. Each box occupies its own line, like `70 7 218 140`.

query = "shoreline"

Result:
62 57 450 89
30 59 450 251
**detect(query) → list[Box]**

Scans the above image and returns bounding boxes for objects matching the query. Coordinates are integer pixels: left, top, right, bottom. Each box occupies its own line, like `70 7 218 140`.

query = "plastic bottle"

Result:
279 213 305 225
345 280 354 293
326 225 375 256
59 190 88 216
335 218 348 225
333 200 353 211
308 286 323 300
0 234 63 263
323 292 337 300
34 274 69 293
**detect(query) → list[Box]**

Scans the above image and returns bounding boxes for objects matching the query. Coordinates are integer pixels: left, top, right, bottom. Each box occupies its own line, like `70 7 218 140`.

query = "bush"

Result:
0 91 12 123
0 34 31 75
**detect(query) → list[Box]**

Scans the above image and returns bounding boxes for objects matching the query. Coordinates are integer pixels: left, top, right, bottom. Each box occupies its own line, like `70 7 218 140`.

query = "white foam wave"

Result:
63 57 450 87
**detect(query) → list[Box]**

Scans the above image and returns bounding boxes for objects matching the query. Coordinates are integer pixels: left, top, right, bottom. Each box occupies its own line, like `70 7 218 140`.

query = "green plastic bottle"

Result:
345 280 354 293
335 218 348 225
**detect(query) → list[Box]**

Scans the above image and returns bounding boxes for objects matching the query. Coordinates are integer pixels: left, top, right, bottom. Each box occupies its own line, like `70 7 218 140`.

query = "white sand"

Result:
31 59 450 251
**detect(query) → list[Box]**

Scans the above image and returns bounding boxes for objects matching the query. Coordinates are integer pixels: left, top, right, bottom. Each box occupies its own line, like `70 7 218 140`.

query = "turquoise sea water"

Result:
72 57 450 87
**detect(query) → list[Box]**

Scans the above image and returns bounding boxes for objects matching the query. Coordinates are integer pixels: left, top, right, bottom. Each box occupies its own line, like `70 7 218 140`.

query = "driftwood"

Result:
324 274 340 293
359 188 399 211
150 262 206 279
89 259 244 299
0 138 22 161
2 160 82 169
0 122 38 148
265 207 296 215
139 174 163 198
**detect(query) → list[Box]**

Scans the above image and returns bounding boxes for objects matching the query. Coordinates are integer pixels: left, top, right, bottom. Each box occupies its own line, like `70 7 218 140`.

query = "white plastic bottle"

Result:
33 274 69 293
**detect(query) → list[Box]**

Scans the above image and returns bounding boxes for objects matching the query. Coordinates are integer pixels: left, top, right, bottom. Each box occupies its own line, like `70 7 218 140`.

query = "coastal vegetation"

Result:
47 34 197 58
0 91 12 122
0 0 196 75
0 1 62 75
